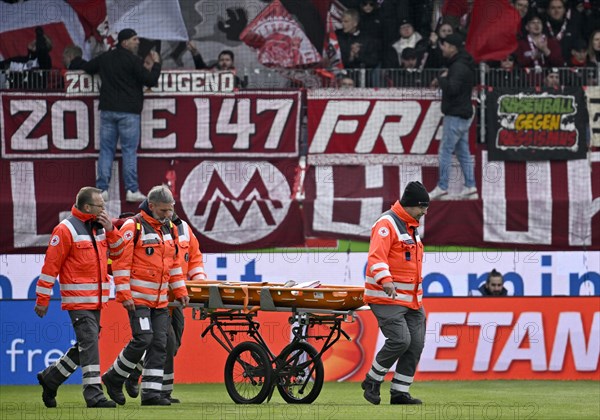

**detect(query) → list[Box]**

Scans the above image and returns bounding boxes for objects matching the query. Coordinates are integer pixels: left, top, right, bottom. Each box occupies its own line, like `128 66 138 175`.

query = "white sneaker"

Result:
459 186 478 200
429 186 448 200
101 190 109 202
126 190 146 203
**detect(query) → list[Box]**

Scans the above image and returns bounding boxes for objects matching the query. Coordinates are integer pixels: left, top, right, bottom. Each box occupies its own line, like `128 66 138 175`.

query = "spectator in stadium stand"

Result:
62 45 87 70
579 0 600 42
394 48 423 87
186 42 246 88
124 213 207 404
34 187 123 408
422 21 455 69
477 269 508 296
515 14 564 69
489 54 523 88
336 9 381 69
361 181 429 406
587 29 600 65
83 28 161 203
338 76 356 88
429 34 478 201
512 0 531 38
513 0 530 17
568 38 589 67
82 29 161 204
102 185 189 407
0 26 52 89
544 0 583 63
390 19 426 68
359 0 384 44
542 67 562 90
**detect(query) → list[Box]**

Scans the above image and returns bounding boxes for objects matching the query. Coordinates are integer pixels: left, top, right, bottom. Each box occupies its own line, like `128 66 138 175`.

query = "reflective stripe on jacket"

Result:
364 201 424 309
113 211 187 308
35 206 124 310
176 220 206 281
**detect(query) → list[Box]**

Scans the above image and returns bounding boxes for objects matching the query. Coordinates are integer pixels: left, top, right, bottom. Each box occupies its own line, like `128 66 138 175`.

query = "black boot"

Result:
390 391 422 405
102 373 126 406
37 373 57 408
125 376 140 398
87 398 117 408
361 376 381 405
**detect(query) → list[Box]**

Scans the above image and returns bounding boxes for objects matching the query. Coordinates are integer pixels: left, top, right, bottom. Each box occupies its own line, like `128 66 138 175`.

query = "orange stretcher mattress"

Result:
184 280 365 311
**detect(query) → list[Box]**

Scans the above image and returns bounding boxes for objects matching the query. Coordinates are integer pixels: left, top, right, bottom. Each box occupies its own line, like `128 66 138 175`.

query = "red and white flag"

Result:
0 0 85 66
323 9 344 71
240 0 322 68
465 0 521 62
65 0 109 42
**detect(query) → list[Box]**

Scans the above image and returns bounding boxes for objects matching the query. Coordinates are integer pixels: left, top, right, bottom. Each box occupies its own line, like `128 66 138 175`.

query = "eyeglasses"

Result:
418 202 430 208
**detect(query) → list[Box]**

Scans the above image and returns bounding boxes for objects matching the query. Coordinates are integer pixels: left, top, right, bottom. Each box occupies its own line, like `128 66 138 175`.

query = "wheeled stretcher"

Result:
181 280 367 404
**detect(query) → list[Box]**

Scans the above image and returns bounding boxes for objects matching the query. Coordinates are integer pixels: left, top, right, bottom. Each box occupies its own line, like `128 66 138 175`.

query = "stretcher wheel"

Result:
224 341 273 404
275 341 324 404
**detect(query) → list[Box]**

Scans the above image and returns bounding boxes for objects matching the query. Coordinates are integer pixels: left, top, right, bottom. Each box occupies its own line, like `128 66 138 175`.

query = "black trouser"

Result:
103 306 169 401
129 306 184 396
39 310 104 405
163 306 184 395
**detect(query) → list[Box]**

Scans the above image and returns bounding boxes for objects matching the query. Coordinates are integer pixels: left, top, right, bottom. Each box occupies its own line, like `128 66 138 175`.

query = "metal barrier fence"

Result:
1 66 598 91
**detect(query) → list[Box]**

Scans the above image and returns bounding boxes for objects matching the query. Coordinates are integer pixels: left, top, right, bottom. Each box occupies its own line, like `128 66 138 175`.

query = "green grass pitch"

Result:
1 380 598 419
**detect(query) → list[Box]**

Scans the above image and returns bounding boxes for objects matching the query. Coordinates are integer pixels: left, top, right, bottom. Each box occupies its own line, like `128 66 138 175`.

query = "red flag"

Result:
441 0 470 18
240 0 321 68
465 0 521 62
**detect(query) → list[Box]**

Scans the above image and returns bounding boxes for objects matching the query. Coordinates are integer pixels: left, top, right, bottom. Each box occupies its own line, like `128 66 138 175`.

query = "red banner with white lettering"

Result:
0 90 303 253
304 89 600 250
0 158 303 253
1 90 300 158
97 297 599 382
306 89 476 163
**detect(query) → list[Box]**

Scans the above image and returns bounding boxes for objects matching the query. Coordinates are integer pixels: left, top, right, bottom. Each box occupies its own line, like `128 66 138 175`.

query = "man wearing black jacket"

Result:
82 29 161 203
429 34 478 201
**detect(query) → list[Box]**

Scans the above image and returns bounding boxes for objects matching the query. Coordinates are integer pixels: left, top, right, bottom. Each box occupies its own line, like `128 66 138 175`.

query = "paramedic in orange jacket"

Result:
362 181 429 406
101 185 189 407
124 214 207 403
34 187 123 408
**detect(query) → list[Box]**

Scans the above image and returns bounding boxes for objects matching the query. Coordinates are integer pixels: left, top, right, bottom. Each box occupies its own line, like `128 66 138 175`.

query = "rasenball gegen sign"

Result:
486 88 588 161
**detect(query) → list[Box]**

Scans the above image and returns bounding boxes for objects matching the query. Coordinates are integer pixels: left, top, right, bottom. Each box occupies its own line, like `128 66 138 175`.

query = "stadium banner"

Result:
2 298 597 384
0 158 303 253
0 90 301 158
2 251 597 300
587 86 600 148
486 88 588 161
303 151 600 249
306 88 477 164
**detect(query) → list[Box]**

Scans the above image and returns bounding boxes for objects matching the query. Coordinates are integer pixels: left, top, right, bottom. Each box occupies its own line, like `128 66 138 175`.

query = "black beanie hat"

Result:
400 181 430 207
118 28 137 44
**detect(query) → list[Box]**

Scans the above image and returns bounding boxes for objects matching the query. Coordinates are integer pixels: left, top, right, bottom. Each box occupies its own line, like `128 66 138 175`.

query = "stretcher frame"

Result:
184 283 367 404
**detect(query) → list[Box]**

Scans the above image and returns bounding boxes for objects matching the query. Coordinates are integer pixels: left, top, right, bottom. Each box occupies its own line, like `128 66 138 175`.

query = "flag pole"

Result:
479 61 486 144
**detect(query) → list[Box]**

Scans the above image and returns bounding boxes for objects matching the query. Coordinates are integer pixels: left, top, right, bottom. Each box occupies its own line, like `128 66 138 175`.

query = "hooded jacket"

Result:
438 49 476 119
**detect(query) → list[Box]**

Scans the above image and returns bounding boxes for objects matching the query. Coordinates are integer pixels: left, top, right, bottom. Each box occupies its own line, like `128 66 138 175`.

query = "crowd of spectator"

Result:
1 0 599 90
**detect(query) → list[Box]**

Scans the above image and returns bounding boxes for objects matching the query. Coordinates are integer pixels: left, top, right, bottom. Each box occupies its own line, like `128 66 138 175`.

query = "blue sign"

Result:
0 300 81 385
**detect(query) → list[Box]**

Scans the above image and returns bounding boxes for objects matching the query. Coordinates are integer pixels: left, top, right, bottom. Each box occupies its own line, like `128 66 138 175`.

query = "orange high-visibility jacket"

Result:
364 201 424 309
35 206 125 310
112 210 188 308
176 220 207 280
